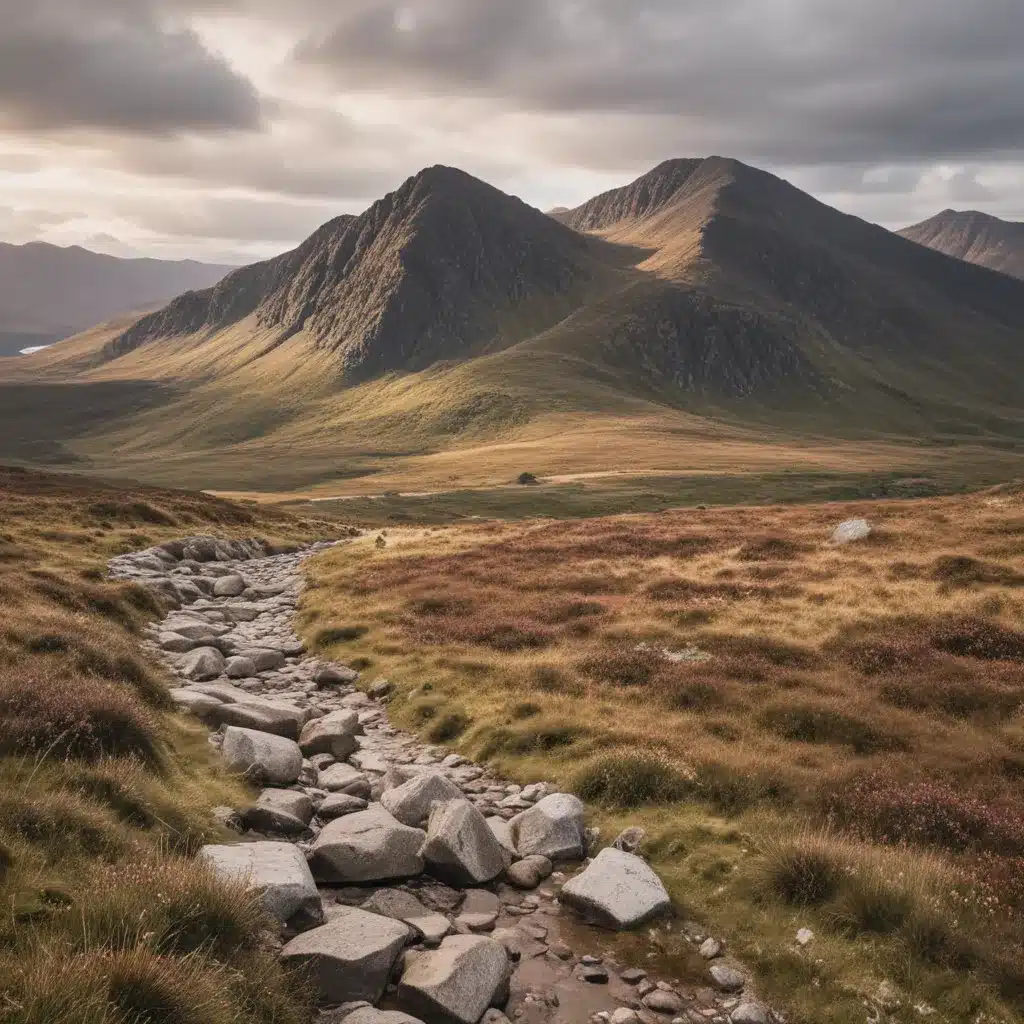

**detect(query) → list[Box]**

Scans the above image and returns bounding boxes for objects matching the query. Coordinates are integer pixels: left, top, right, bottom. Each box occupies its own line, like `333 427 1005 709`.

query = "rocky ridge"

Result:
110 538 782 1024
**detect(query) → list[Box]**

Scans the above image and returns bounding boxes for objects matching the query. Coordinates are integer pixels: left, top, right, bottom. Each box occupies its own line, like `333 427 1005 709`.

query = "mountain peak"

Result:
899 207 1024 280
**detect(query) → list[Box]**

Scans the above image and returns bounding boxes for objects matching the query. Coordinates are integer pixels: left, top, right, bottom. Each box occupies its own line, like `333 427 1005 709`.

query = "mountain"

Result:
0 242 234 356
898 209 1024 281
4 158 1024 492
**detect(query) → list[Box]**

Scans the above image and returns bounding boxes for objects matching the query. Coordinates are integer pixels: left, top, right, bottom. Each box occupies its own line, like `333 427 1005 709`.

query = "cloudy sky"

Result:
1 0 1022 263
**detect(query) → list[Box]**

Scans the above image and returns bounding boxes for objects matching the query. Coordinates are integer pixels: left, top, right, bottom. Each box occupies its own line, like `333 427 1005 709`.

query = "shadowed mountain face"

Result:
0 242 234 353
112 166 610 380
7 157 1024 490
899 210 1024 281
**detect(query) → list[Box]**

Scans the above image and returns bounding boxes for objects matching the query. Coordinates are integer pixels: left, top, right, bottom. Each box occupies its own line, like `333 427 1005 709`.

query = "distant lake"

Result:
0 332 61 357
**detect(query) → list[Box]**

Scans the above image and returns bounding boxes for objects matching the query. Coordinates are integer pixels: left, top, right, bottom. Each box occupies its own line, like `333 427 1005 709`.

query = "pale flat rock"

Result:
421 799 506 886
318 793 369 819
559 848 670 930
280 907 409 1004
362 889 452 947
508 793 586 861
345 1011 425 1024
172 622 231 641
169 688 222 719
244 788 313 834
299 709 361 758
221 726 303 785
180 646 225 681
320 763 372 798
200 841 321 927
381 773 464 828
191 681 247 704
208 699 306 740
397 935 510 1024
311 806 426 883
160 633 202 653
454 890 500 933
832 518 871 545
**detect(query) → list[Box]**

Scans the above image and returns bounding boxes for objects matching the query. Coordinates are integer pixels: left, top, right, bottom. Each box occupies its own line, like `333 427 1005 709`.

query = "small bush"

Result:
759 703 906 754
572 752 689 809
931 555 1024 588
426 710 471 743
517 472 539 486
931 617 1024 661
762 833 843 906
313 625 369 648
0 674 160 764
477 721 586 760
578 647 662 687
736 536 810 562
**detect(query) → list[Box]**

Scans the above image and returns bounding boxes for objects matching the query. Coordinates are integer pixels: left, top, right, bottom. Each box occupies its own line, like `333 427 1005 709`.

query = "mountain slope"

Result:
898 209 1024 280
110 166 618 381
5 158 1024 492
0 242 234 355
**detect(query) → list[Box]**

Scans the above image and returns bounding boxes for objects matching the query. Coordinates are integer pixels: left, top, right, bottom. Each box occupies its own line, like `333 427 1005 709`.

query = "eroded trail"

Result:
110 538 776 1024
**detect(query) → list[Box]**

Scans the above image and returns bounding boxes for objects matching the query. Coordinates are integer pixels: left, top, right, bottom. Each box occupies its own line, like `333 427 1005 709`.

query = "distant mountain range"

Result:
0 242 234 356
899 209 1024 281
4 157 1024 490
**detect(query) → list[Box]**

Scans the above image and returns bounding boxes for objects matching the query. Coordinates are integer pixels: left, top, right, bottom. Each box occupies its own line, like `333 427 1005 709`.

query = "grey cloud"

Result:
0 3 262 134
294 0 1024 166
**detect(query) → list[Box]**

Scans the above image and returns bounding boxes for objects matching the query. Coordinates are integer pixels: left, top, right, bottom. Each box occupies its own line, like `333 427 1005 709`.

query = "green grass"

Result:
298 469 1007 526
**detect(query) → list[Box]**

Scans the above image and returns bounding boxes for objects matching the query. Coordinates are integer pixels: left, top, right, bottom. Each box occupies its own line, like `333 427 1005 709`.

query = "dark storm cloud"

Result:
0 2 261 134
294 0 1024 165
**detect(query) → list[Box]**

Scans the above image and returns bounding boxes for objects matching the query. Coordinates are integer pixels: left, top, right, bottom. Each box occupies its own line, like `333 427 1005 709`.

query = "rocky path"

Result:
111 537 779 1024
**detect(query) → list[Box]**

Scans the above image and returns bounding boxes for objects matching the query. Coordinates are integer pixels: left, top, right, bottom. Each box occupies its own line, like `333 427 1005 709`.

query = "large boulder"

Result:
299 709 361 758
508 793 586 861
397 935 511 1024
559 848 671 930
381 773 464 828
420 799 506 887
208 699 307 740
180 646 226 681
200 841 321 928
311 806 426 883
243 788 314 834
221 726 303 785
169 688 223 719
280 908 409 1004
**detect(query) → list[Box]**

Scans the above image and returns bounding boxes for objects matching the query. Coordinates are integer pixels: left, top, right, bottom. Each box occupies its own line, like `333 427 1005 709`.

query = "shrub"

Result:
0 674 160 765
578 647 662 687
477 721 586 760
736 536 810 562
931 555 1024 588
313 625 369 648
517 472 539 486
825 773 1024 855
426 710 471 743
572 752 689 809
759 703 906 754
931 617 1024 661
762 833 843 906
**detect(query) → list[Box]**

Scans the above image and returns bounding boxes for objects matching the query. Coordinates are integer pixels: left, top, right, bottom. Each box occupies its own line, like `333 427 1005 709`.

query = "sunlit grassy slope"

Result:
300 485 1024 1024
4 158 1024 497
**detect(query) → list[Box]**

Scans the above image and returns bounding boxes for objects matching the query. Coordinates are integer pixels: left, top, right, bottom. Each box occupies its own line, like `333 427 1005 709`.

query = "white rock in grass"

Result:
831 519 871 545
559 848 671 930
200 841 321 927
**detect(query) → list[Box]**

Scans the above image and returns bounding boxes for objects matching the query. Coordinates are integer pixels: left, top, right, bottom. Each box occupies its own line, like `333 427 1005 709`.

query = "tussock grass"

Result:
302 485 1024 1022
0 465 334 1024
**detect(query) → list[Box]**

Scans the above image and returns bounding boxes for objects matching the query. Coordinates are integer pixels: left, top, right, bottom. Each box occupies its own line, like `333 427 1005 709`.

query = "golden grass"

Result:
301 485 1024 1023
0 465 334 1024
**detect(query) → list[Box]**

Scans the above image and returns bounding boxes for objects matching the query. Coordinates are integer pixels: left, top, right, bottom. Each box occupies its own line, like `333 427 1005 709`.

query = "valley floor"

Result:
299 487 1024 1023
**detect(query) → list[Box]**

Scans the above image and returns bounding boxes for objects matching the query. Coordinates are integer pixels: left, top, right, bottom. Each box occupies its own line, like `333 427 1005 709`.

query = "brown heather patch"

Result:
303 486 1024 1018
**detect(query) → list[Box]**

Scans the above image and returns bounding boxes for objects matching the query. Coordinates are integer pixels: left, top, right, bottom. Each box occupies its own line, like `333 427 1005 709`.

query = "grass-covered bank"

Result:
299 487 1024 1023
0 466 333 1024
